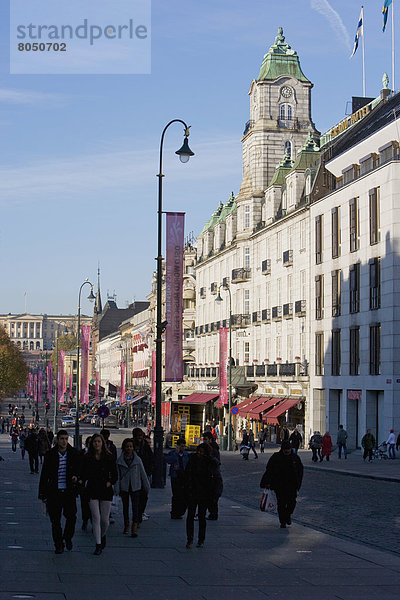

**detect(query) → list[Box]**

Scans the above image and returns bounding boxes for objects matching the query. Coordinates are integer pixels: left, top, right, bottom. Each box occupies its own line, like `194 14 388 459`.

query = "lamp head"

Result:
215 291 223 304
175 136 194 163
88 287 96 302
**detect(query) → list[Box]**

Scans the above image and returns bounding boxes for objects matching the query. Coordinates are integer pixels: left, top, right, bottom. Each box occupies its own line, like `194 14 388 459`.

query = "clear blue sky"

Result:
0 0 395 315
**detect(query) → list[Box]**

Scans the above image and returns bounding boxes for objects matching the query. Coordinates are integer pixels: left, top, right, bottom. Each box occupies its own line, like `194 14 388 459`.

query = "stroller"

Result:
373 442 389 460
240 445 250 460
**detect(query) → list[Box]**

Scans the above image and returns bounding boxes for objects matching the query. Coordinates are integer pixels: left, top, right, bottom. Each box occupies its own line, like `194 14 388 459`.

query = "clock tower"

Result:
239 27 319 200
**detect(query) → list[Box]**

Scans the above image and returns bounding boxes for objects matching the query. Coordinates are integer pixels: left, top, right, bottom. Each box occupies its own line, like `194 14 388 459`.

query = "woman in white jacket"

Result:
386 429 396 459
116 438 150 537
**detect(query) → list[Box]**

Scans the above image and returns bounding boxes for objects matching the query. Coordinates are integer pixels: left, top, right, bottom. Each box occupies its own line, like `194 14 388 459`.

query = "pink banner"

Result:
38 370 43 403
165 212 185 382
28 372 33 396
69 373 73 399
95 371 99 403
151 350 156 406
218 327 228 407
80 325 91 404
47 362 53 402
33 373 37 403
120 361 126 405
57 351 65 404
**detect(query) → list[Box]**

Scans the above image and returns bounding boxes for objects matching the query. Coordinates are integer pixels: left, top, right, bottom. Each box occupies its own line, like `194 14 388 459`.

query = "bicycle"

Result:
373 442 388 460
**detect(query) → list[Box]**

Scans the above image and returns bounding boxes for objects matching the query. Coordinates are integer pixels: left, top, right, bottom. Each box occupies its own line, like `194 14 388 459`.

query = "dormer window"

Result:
280 103 292 121
305 173 312 196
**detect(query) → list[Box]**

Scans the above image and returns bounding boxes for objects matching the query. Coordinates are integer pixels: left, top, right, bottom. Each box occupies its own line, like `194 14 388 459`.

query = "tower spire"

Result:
94 263 102 315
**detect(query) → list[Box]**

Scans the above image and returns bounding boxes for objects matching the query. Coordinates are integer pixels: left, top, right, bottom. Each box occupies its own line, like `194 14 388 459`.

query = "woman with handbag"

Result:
81 434 117 555
116 438 149 537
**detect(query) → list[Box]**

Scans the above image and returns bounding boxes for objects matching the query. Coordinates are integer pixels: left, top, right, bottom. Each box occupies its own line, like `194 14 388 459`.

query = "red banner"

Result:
95 371 99 403
80 325 91 404
33 372 37 403
57 351 65 404
218 327 228 407
165 212 185 382
151 350 156 406
47 362 53 402
120 361 126 405
28 372 33 396
38 369 43 403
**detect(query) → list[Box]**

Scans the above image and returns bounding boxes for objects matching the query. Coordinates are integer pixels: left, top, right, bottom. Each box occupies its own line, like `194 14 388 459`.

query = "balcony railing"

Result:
279 362 296 376
243 120 254 135
262 259 271 275
231 314 251 328
283 249 293 266
210 282 217 295
252 311 262 324
199 288 206 299
283 303 293 319
262 308 271 323
231 268 251 283
267 363 278 376
295 300 306 316
272 306 282 321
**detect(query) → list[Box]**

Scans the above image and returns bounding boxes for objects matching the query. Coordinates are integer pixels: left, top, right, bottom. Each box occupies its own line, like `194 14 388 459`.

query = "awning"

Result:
264 397 301 424
178 392 219 405
249 397 281 418
128 394 145 405
237 396 261 417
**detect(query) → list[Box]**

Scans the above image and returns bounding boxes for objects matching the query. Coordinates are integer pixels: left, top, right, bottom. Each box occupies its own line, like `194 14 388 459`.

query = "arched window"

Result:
30 341 34 350
279 103 293 121
305 174 312 196
36 342 40 350
16 341 21 347
284 140 292 158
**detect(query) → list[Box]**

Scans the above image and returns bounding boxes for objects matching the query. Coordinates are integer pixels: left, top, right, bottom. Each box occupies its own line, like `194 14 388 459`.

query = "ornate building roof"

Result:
257 27 310 83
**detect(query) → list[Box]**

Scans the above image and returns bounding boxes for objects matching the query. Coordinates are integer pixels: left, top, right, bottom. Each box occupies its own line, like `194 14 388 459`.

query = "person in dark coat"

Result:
260 440 303 528
289 428 302 454
184 442 223 548
166 438 190 519
132 427 154 521
202 431 222 519
100 429 117 461
24 426 39 474
38 429 81 553
80 434 117 555
309 431 323 462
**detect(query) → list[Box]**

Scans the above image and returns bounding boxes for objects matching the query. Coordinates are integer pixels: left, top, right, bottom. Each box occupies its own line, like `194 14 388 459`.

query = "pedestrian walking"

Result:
321 432 332 461
1 417 5 434
24 426 39 474
132 427 154 522
166 438 189 519
81 433 118 555
258 428 266 453
309 431 323 462
100 428 117 461
38 429 81 554
281 425 289 442
396 433 400 452
19 428 26 459
260 440 303 528
361 429 375 462
10 427 19 452
116 438 150 537
289 428 302 454
184 442 223 549
248 429 258 459
202 431 223 519
38 428 50 464
80 436 92 531
386 429 396 459
336 425 348 459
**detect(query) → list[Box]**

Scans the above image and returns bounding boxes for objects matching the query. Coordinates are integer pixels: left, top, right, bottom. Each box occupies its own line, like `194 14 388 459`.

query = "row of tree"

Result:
0 328 28 397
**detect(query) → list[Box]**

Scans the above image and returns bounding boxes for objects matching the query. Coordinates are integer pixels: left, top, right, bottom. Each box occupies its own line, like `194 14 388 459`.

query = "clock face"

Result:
281 86 292 98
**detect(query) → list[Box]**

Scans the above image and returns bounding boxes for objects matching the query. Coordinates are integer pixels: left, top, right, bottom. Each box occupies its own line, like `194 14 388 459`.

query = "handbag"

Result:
260 488 277 512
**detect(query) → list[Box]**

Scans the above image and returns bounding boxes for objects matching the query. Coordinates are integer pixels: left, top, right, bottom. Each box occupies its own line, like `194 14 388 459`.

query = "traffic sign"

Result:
231 406 239 415
97 405 110 419
127 395 131 401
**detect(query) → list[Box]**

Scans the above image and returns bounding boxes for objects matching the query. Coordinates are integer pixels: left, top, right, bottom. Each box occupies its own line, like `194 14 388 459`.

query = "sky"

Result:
0 0 397 315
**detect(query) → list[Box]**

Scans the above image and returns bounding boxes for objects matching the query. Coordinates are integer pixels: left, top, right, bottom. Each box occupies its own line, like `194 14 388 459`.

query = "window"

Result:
369 258 381 310
244 290 250 315
279 103 293 121
287 335 293 362
331 269 341 317
370 324 381 375
244 341 250 363
349 198 359 252
369 187 380 245
349 327 360 375
266 282 270 308
287 274 292 303
305 174 312 197
284 140 292 158
244 247 250 270
276 336 281 359
276 231 282 258
315 274 324 320
300 219 306 250
331 329 341 376
349 263 360 313
300 270 306 301
315 215 322 264
315 332 324 376
277 278 281 306
183 299 195 309
331 207 340 258
244 205 250 229
265 337 270 360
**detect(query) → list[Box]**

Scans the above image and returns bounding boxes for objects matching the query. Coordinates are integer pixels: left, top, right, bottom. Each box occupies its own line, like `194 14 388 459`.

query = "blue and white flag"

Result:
383 0 392 32
350 6 364 57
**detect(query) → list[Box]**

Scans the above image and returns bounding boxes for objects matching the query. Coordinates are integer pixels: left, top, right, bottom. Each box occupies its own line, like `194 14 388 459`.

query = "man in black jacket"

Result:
260 440 303 528
38 430 81 553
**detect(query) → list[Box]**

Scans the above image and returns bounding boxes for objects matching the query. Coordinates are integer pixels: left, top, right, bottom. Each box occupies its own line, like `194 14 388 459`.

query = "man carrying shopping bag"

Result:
260 440 303 528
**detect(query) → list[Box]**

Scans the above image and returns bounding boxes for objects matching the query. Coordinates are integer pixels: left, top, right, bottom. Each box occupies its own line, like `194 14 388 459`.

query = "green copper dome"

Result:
291 132 320 171
257 27 310 83
269 149 294 186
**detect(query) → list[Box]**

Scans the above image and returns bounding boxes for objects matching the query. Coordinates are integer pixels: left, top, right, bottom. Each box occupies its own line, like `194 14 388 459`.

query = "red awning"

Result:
178 393 219 405
264 397 301 424
249 397 281 418
237 396 261 417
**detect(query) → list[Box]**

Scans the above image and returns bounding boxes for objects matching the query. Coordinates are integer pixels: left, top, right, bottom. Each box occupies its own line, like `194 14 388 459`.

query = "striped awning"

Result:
178 392 219 405
264 397 301 424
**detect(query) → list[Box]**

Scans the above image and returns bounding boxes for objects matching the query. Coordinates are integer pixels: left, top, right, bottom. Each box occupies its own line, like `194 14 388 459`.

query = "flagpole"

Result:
362 5 366 96
392 0 396 92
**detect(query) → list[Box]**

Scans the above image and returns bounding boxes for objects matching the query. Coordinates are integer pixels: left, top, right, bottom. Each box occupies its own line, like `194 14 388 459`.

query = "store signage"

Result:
330 103 372 139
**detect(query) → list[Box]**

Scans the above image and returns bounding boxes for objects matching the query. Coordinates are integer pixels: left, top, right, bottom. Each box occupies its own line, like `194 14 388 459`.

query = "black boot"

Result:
101 535 106 549
94 544 102 555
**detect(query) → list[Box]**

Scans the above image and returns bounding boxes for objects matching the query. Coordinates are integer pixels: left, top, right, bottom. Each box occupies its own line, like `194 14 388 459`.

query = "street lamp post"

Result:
74 279 95 449
215 284 233 451
153 119 194 489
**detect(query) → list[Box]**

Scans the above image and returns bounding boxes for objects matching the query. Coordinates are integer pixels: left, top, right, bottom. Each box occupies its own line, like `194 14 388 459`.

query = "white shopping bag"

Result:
265 489 277 513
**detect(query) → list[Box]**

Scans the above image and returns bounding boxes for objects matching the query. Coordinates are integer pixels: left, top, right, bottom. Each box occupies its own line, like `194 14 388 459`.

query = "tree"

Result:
49 334 77 366
0 328 28 397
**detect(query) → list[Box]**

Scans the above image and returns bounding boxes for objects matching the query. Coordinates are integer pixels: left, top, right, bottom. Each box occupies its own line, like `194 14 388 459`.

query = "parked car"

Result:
103 415 118 429
61 416 75 428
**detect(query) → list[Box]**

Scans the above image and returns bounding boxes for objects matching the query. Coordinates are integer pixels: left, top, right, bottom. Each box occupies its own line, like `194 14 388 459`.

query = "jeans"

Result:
311 448 321 462
170 477 187 517
46 491 77 548
388 444 396 459
120 490 140 524
363 448 373 461
186 499 207 543
337 443 347 458
275 490 297 525
28 452 39 473
249 443 258 458
11 440 17 452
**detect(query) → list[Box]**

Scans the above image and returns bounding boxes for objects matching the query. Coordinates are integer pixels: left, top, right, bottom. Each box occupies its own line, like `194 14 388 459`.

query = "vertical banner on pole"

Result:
34 373 38 403
38 370 43 403
165 212 185 382
95 371 99 403
218 327 228 407
120 361 126 405
47 362 53 402
69 373 73 399
29 372 33 396
80 325 91 404
58 351 65 404
151 350 156 405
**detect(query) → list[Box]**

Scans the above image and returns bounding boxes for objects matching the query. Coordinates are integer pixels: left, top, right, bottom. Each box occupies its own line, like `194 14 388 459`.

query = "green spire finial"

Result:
382 72 390 89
